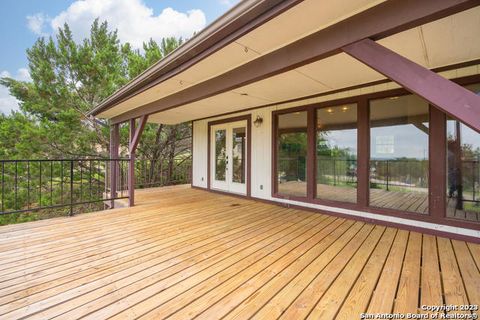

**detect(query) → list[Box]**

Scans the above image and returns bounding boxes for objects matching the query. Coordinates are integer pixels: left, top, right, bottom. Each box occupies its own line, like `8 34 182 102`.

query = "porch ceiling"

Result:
97 2 480 125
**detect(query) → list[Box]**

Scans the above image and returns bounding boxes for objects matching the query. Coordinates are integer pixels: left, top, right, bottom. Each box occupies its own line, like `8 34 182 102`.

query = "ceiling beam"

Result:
343 38 480 132
111 0 480 124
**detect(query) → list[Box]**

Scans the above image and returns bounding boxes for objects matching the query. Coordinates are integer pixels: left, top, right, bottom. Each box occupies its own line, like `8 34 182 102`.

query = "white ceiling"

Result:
98 2 480 125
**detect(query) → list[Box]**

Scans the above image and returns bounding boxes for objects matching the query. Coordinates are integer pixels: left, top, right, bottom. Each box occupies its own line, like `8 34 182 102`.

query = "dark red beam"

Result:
129 115 148 154
111 0 480 124
343 38 480 132
109 123 120 208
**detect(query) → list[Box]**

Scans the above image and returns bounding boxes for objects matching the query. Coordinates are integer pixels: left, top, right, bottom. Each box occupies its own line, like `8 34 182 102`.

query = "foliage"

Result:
0 19 189 161
0 20 192 223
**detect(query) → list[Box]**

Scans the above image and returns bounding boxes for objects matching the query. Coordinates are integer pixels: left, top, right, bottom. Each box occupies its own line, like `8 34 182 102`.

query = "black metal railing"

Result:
131 158 192 189
278 157 478 204
317 158 357 187
0 157 192 225
453 159 479 204
0 159 129 223
370 159 429 192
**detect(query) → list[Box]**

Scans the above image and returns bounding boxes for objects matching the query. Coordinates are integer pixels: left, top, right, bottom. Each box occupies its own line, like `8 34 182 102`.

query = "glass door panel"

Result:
232 127 246 184
210 121 248 195
215 129 227 181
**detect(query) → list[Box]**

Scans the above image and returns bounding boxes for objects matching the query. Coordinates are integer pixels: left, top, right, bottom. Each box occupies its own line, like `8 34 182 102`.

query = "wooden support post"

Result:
357 98 369 208
109 123 120 208
128 115 149 207
129 119 136 207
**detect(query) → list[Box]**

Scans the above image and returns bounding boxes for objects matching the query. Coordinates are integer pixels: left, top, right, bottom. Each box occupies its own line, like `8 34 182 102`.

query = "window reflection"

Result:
370 95 429 214
232 127 246 184
446 83 480 222
316 104 357 203
277 111 308 197
215 129 226 181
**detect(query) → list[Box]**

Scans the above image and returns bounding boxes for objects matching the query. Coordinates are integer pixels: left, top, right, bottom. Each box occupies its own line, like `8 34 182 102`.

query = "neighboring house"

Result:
89 0 480 242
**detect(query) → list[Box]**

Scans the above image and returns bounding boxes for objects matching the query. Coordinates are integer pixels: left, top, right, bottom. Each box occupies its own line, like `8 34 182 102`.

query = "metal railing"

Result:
279 157 478 204
0 157 192 225
132 158 192 189
460 160 479 203
0 159 130 220
369 159 428 192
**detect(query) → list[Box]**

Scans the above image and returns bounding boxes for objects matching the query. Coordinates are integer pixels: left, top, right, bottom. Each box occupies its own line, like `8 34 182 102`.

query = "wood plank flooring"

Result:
0 185 478 319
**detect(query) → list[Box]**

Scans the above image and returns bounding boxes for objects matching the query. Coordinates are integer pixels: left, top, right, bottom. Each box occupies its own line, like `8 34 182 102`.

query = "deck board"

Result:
0 185 477 319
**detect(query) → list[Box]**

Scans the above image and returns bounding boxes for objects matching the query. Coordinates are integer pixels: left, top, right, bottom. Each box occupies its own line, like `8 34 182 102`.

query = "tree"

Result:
0 20 191 172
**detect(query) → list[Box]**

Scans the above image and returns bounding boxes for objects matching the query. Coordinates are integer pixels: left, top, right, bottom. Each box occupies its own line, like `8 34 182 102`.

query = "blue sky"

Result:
0 0 239 113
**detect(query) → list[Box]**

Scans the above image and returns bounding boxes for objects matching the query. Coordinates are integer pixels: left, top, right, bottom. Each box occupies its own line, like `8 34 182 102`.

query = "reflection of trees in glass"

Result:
447 126 480 215
316 131 357 188
369 157 428 191
215 130 226 181
278 132 307 183
232 130 245 183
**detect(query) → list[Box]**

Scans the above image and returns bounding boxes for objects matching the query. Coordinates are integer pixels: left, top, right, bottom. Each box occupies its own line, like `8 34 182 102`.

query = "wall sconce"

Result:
253 115 263 127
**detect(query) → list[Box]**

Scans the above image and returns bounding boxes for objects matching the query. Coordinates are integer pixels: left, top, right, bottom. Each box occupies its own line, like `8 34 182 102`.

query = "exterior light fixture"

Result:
326 108 334 114
342 106 349 111
253 115 263 127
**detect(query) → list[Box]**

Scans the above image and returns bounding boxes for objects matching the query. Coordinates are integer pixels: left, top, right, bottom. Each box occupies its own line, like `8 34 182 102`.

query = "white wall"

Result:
192 120 208 188
191 66 480 239
191 107 274 196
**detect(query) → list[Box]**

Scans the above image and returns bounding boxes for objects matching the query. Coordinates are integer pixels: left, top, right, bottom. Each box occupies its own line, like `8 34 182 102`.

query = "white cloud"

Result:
27 13 49 36
219 0 240 7
0 69 31 114
43 0 207 49
16 68 32 82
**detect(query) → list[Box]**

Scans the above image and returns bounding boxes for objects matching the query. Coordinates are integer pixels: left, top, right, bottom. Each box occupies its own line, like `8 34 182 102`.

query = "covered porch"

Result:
90 0 480 241
0 185 478 319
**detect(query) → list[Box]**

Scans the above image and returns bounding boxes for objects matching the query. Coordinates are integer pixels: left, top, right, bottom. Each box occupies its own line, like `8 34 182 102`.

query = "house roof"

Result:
90 0 480 125
89 0 298 117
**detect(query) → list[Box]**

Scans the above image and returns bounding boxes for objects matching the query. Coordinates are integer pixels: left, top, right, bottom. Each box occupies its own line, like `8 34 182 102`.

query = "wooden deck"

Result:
0 185 479 319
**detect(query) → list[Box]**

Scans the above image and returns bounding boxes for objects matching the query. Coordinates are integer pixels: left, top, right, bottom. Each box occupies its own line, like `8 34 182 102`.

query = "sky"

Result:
0 0 239 114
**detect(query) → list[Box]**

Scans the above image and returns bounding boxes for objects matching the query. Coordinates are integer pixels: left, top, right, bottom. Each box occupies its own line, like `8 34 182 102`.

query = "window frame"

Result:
271 75 480 231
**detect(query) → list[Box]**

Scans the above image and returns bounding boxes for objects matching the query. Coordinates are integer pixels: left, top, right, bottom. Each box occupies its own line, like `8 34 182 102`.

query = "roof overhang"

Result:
90 0 480 130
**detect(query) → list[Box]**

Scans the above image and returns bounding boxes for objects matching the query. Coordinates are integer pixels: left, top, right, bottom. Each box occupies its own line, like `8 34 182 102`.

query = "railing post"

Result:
110 123 120 208
70 160 74 216
333 159 336 186
386 160 389 191
473 159 477 203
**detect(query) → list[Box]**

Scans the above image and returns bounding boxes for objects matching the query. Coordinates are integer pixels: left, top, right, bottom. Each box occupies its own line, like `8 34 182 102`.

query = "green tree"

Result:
0 19 190 165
